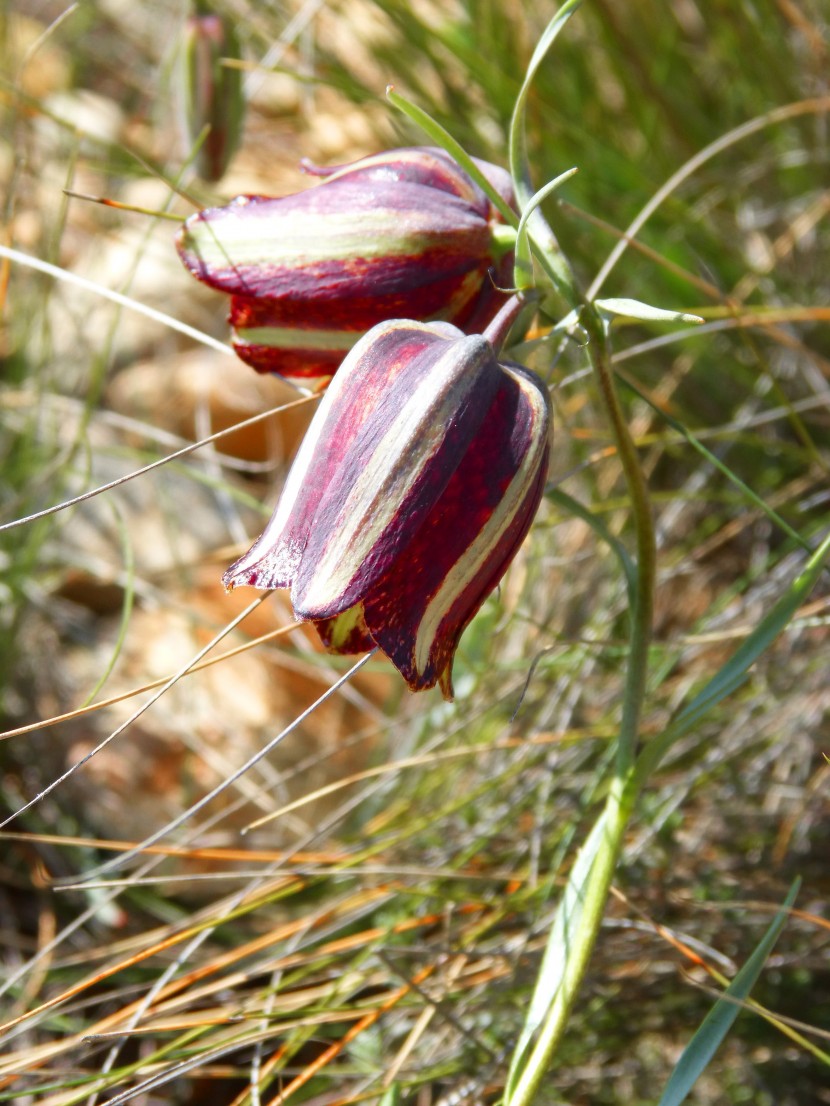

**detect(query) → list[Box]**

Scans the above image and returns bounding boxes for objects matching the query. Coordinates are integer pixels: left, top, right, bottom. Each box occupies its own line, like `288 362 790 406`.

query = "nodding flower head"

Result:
176 147 517 383
222 317 550 699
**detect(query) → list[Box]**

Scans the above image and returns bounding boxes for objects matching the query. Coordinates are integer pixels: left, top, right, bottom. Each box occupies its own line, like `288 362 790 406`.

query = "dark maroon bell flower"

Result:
222 317 550 698
176 147 517 382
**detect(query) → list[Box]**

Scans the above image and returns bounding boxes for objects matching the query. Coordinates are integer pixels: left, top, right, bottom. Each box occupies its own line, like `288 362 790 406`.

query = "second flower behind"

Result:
176 147 516 383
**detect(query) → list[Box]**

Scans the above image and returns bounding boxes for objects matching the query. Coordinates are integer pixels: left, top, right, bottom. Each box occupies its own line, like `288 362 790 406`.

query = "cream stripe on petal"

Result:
413 367 549 678
188 207 481 268
225 323 407 578
298 336 492 613
233 325 360 351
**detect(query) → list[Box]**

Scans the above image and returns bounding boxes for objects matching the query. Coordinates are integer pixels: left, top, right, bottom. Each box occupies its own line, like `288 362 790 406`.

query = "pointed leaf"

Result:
657 880 800 1106
596 297 703 325
508 0 584 201
514 169 578 291
505 809 608 1100
385 88 518 227
637 528 830 781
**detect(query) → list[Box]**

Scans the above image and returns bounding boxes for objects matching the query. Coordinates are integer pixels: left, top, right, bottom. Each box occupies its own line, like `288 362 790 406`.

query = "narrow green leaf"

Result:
637 528 830 781
656 879 800 1106
505 1 583 307
385 86 518 227
596 297 703 325
508 0 584 200
504 809 608 1099
620 374 812 554
547 487 636 607
378 1084 401 1106
549 307 579 332
514 169 578 291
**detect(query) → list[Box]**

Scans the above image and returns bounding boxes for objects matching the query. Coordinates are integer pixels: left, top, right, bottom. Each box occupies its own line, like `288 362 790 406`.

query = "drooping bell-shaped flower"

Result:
179 3 244 182
176 147 517 382
222 318 550 699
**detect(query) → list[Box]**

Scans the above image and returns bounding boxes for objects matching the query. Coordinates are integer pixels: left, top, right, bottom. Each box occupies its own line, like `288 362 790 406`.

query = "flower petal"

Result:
222 319 470 591
222 317 550 702
176 147 518 381
226 258 489 379
361 362 550 698
290 327 502 619
228 295 358 379
176 181 493 302
314 604 375 655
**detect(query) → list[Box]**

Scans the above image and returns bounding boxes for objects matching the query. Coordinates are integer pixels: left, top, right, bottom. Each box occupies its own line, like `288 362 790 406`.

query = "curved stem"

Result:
483 294 526 353
507 241 656 1106
582 307 656 775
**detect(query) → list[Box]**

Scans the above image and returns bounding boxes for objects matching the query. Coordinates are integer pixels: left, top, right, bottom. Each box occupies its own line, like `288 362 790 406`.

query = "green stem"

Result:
500 2 655 1092
583 307 656 775
507 253 656 1106
527 218 656 771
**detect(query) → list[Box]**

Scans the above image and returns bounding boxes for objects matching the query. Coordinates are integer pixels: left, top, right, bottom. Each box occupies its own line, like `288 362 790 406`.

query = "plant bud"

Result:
180 5 244 182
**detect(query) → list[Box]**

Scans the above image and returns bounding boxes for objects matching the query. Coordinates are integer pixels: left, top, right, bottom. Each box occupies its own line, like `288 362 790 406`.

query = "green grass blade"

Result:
379 1084 401 1106
385 87 518 226
504 808 608 1100
620 374 811 553
547 487 636 608
637 528 830 781
656 879 801 1106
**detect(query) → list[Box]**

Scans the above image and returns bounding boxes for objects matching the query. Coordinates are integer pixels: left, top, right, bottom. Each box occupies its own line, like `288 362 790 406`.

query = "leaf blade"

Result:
656 879 801 1106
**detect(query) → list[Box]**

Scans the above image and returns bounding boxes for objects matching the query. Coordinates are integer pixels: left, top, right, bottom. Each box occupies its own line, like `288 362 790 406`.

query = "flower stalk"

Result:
504 212 656 1106
180 2 244 182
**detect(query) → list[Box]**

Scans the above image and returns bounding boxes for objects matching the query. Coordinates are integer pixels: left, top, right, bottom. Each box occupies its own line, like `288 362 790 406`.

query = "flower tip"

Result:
439 666 454 702
400 662 454 701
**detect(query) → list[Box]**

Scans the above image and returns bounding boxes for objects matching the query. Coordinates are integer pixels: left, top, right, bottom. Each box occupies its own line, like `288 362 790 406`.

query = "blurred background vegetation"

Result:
1 1 828 1103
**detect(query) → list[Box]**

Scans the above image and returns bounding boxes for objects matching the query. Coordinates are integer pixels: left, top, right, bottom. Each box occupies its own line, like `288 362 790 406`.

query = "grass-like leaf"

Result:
656 879 801 1106
637 527 830 782
504 808 610 1102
